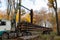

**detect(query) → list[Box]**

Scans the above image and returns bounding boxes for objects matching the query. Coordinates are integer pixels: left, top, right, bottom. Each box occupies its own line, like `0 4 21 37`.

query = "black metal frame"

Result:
21 5 33 23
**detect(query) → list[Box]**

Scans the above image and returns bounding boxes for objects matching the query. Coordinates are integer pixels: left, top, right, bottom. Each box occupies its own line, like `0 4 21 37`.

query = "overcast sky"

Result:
22 0 48 10
0 0 60 11
0 0 7 11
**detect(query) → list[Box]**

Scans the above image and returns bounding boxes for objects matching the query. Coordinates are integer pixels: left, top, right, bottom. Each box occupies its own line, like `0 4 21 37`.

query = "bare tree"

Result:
48 0 59 35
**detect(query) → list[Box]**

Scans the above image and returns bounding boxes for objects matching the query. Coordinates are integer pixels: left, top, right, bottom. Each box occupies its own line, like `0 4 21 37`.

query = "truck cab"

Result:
0 20 11 36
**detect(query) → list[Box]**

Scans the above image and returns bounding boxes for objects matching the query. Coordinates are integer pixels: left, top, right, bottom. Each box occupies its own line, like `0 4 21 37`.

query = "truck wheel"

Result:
2 33 8 40
22 32 32 36
27 32 32 36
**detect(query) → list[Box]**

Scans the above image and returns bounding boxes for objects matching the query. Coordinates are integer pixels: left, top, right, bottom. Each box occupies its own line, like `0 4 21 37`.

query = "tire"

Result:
22 32 32 36
27 32 32 36
2 33 8 40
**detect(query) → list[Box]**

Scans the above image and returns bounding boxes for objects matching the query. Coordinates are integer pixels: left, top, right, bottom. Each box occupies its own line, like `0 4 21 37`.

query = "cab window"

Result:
0 21 6 26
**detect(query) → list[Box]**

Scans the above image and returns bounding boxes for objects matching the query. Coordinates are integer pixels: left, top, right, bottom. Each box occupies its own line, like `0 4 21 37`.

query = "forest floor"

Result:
0 31 60 40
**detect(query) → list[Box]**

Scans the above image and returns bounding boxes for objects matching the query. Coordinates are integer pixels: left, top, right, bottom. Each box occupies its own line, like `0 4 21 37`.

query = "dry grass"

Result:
37 31 60 40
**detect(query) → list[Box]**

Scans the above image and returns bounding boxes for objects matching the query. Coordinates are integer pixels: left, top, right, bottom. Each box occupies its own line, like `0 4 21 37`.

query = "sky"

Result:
0 0 7 11
0 0 60 11
22 0 48 10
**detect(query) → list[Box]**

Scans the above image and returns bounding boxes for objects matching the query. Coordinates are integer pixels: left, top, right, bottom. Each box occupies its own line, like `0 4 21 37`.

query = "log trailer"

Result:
0 1 53 40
